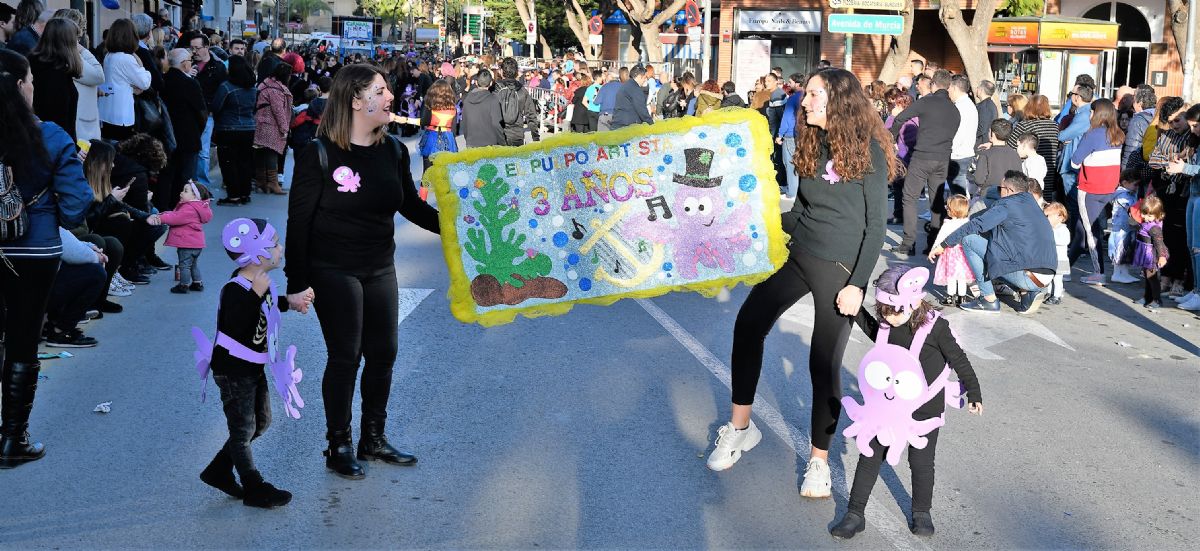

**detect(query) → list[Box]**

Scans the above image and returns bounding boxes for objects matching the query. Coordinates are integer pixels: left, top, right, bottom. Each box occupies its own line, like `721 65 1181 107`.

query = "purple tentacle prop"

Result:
192 327 214 402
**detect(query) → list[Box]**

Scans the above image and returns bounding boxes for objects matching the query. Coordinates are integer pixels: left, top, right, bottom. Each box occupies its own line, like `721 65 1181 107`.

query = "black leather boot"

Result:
324 429 365 479
0 362 46 469
200 448 244 498
357 420 417 466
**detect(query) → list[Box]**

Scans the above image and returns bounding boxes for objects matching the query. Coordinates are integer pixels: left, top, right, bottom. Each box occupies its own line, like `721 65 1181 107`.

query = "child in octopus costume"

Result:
192 218 313 509
830 265 983 540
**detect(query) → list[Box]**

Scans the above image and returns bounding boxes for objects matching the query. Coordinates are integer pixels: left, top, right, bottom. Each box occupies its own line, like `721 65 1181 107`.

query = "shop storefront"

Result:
728 9 821 94
987 16 1119 108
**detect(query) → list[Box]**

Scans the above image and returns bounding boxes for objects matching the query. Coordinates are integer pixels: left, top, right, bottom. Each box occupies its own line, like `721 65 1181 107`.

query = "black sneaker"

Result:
45 327 99 348
960 297 1001 313
889 244 916 257
1016 290 1046 315
189 282 204 292
830 511 866 539
120 270 150 285
910 511 935 536
99 300 124 313
1044 296 1062 306
217 196 243 206
145 253 171 271
170 284 189 294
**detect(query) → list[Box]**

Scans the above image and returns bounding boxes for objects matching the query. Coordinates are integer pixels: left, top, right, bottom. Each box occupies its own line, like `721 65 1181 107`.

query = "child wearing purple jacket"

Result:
157 181 214 294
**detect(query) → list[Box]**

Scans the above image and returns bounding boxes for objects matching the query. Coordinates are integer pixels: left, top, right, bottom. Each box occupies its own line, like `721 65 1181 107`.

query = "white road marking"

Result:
398 288 435 325
943 311 1075 361
637 298 927 551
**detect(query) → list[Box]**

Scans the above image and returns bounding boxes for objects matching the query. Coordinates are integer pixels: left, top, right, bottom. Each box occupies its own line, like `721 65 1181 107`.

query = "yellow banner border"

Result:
423 107 788 327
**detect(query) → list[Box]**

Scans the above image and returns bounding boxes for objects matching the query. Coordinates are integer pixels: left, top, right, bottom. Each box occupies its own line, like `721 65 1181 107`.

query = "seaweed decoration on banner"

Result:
424 108 788 326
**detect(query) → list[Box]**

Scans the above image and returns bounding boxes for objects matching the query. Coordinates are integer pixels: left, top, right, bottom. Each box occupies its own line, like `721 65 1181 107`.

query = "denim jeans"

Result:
781 137 798 198
1188 193 1200 290
213 373 271 482
177 248 202 285
195 116 214 187
961 233 1047 297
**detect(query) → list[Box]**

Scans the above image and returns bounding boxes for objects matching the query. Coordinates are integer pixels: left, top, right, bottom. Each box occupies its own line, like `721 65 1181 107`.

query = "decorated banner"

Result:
424 108 788 326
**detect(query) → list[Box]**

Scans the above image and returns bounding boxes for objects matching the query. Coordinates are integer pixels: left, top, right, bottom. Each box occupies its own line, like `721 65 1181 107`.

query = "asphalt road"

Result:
1 137 1197 550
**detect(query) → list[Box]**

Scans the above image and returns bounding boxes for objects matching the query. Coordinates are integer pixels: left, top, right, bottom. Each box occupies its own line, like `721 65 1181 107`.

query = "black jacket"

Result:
460 88 505 148
135 46 165 96
890 89 960 162
976 98 999 146
29 56 80 141
612 79 652 129
496 78 540 145
163 68 208 154
720 94 747 108
195 57 228 107
111 154 152 212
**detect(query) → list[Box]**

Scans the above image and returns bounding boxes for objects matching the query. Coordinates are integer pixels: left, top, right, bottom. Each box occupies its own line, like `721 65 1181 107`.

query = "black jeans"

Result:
157 150 200 211
848 428 941 514
93 215 166 272
901 157 950 249
311 263 400 434
78 234 123 307
0 258 60 364
1066 188 1115 275
46 262 106 332
215 130 255 199
214 373 271 482
731 249 854 451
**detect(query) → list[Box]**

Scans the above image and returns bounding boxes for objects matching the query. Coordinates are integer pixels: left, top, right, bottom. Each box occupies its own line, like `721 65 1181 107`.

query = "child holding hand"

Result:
157 181 213 294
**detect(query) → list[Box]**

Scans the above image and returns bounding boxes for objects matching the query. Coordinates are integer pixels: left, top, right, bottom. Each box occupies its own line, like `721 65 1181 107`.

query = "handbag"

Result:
0 161 49 243
134 95 164 135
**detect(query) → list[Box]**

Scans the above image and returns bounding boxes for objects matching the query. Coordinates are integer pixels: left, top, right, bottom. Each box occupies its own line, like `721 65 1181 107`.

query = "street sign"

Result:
685 0 702 27
526 21 536 45
588 34 603 45
589 15 603 35
827 14 905 36
828 0 905 9
286 22 301 31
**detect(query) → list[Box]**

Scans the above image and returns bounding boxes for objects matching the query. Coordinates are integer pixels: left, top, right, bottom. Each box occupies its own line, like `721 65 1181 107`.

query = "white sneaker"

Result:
113 273 135 290
1110 266 1139 284
108 280 132 297
1179 295 1200 311
1172 291 1196 303
800 456 832 498
706 420 762 471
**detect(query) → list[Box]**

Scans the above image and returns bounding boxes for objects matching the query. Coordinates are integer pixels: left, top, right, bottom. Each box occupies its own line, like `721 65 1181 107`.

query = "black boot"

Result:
324 429 365 479
241 472 292 508
357 420 417 466
200 448 244 498
0 362 46 469
910 511 935 536
830 510 866 539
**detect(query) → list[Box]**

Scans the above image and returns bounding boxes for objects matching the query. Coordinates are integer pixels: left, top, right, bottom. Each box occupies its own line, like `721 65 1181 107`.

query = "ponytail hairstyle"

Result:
0 49 48 172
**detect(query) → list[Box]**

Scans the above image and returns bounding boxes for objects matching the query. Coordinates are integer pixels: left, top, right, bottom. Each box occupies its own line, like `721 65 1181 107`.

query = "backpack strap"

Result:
909 311 939 352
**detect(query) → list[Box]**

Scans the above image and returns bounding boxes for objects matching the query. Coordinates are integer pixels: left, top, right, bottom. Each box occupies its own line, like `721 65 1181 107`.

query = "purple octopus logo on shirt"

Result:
332 166 361 193
822 160 841 184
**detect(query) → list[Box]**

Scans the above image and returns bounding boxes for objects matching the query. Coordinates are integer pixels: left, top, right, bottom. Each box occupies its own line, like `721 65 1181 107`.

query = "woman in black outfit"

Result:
285 64 441 480
570 71 594 133
0 49 93 468
707 69 896 497
27 18 82 141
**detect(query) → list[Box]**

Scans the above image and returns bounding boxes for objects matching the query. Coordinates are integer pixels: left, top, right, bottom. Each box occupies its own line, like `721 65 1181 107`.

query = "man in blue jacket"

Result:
931 171 1057 314
611 66 652 130
776 73 804 198
1057 83 1094 196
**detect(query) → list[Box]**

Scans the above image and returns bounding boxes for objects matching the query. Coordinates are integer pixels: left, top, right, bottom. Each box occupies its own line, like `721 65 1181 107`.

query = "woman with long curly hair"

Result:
708 69 897 497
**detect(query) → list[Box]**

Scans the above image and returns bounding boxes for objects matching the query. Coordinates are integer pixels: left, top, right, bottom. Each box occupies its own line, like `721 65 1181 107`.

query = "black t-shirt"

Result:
854 310 983 419
210 279 288 378
285 137 440 294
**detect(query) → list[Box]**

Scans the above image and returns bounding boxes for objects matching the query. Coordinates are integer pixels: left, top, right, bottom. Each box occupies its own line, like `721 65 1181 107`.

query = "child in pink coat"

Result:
158 182 214 294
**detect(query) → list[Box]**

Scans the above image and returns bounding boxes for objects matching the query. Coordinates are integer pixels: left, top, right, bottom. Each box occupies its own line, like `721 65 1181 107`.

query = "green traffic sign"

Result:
827 14 905 36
